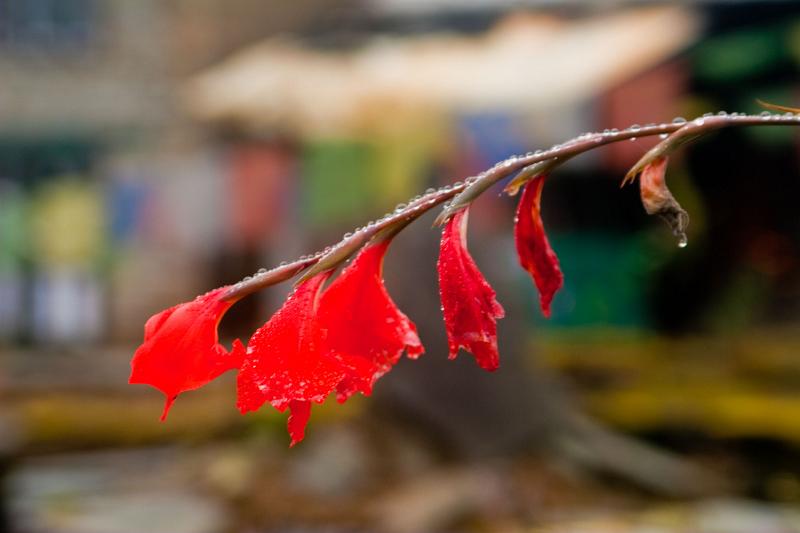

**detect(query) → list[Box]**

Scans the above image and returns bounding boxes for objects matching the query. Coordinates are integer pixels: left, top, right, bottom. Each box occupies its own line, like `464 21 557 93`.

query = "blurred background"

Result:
1 0 800 531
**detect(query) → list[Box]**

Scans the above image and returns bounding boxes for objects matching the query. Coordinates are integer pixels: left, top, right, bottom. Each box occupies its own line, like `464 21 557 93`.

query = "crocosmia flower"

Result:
129 286 245 421
437 208 505 371
514 175 563 317
317 239 424 402
639 156 689 241
237 273 345 446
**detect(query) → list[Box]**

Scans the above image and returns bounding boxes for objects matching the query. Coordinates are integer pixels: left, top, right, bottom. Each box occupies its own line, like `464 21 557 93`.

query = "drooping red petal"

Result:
287 400 312 447
514 175 564 318
317 240 424 402
639 156 689 240
437 208 505 371
129 286 245 420
639 156 671 215
236 273 345 445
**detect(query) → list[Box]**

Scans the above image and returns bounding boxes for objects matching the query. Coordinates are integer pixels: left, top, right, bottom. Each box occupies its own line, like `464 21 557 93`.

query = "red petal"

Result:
639 156 671 215
287 400 312 447
514 175 564 317
236 273 344 421
639 156 689 241
129 286 244 420
317 240 424 402
437 208 505 371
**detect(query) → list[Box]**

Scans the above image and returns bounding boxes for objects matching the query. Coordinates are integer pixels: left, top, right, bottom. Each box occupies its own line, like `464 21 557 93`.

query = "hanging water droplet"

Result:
672 117 687 124
659 133 669 139
677 234 688 248
629 137 637 142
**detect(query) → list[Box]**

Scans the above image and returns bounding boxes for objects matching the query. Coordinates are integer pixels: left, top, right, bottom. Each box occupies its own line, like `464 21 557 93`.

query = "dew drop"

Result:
694 118 705 126
343 232 353 239
760 111 771 117
453 181 463 187
702 112 713 118
257 268 267 275
630 137 637 142
659 133 669 139
394 203 407 212
672 117 687 124
629 124 641 132
717 110 727 116
279 261 288 266
425 187 436 194
678 234 688 248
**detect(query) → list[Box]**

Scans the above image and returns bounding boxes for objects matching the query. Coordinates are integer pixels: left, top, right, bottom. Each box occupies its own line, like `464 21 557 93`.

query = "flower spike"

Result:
437 208 505 371
514 175 563 317
129 286 245 421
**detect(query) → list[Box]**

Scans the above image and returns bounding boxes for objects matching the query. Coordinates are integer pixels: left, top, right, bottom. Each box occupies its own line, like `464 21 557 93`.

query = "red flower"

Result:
129 286 245 421
317 239 424 402
639 156 689 241
514 175 563 317
236 273 345 446
639 156 670 214
437 208 505 371
238 240 424 446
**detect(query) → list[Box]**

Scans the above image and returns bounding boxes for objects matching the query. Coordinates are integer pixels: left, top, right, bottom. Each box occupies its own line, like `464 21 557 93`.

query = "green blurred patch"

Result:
693 26 788 83
529 232 671 329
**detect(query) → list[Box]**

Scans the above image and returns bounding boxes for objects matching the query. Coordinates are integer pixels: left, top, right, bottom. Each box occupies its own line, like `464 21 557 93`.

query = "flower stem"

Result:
224 112 800 302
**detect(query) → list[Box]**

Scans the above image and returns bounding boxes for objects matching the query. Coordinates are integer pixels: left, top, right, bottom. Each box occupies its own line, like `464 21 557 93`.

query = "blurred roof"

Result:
184 6 700 137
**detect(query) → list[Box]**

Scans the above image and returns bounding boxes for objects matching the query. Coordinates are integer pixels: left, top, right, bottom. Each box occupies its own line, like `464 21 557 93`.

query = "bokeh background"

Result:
1 1 800 532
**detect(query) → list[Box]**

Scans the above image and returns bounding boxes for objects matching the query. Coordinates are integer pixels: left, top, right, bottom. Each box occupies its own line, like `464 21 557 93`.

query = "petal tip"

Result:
160 395 177 422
